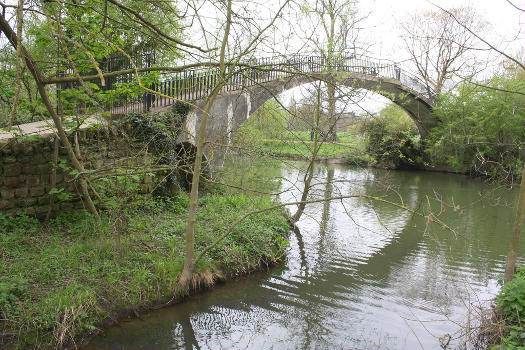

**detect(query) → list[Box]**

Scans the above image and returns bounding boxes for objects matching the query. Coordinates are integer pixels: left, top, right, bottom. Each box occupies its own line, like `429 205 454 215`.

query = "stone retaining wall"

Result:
0 126 156 218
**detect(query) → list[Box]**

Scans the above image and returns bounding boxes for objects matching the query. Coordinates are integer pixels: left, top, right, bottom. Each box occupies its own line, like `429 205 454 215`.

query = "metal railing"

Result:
59 52 437 115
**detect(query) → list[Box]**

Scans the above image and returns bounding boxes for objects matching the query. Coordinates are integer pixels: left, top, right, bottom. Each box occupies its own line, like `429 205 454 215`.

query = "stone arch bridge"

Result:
108 54 437 163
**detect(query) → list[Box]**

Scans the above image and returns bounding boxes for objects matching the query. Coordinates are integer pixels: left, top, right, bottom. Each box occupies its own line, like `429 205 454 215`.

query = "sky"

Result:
360 0 524 61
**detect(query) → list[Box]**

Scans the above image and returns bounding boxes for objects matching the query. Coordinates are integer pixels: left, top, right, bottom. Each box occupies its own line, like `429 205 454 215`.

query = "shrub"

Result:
491 268 525 350
360 104 423 169
0 213 38 233
427 74 525 183
497 268 525 327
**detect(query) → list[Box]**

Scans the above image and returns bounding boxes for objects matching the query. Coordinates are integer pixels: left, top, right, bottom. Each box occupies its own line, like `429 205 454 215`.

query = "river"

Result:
84 160 522 350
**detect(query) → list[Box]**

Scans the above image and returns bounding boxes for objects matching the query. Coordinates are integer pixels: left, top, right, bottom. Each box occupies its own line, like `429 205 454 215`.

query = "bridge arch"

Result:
244 73 436 139
169 55 438 163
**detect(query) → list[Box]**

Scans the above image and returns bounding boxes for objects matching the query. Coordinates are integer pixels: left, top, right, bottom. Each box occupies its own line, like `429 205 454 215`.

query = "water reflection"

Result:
85 162 522 350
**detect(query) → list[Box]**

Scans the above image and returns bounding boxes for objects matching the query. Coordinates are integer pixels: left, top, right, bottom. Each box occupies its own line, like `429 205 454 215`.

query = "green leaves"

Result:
0 213 39 233
360 104 422 169
497 268 525 326
427 73 525 182
492 268 525 350
49 187 76 201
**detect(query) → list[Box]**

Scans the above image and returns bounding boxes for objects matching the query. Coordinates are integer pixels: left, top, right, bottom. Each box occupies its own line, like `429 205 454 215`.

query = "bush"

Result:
497 268 525 326
0 213 38 233
491 268 525 350
360 104 423 169
427 73 525 183
118 111 191 194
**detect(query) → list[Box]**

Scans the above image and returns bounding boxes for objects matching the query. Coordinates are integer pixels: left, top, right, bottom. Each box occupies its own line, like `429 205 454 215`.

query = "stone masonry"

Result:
0 126 156 219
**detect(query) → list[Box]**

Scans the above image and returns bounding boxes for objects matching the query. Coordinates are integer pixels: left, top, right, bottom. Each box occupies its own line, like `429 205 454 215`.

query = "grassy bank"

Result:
258 132 373 165
0 191 290 349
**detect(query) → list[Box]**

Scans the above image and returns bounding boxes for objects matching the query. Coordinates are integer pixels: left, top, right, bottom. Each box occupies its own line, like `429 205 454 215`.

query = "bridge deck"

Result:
0 116 105 142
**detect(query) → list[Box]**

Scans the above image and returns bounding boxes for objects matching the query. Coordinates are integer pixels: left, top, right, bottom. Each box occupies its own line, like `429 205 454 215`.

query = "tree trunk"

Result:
504 161 525 283
177 0 232 295
326 82 338 141
7 0 24 129
325 9 338 142
291 84 322 223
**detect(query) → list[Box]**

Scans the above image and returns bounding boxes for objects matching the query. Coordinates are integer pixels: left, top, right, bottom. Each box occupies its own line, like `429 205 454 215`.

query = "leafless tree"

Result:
400 6 485 95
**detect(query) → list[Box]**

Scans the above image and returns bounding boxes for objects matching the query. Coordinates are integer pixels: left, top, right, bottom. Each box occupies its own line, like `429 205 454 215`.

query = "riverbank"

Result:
259 138 493 178
0 191 291 349
258 137 373 166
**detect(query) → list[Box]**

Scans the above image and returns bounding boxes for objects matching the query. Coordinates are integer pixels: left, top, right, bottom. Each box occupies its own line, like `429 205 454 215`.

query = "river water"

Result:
85 161 522 350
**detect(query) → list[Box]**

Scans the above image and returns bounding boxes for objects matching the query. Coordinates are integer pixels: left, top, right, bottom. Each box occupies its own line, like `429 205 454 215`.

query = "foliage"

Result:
234 99 290 143
121 112 181 151
360 104 422 169
30 1 182 73
497 268 525 328
0 191 290 349
0 47 48 127
116 111 188 194
427 74 525 183
490 268 525 350
0 213 38 233
172 100 192 117
0 0 183 126
58 72 161 116
49 187 76 201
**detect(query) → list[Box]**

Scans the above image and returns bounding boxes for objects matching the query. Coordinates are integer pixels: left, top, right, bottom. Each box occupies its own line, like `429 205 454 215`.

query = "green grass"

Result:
257 133 372 164
277 130 359 143
337 132 361 144
0 192 290 349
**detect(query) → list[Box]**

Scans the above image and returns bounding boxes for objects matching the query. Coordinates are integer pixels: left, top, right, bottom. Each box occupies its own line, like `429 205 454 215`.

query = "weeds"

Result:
490 268 525 350
451 268 525 350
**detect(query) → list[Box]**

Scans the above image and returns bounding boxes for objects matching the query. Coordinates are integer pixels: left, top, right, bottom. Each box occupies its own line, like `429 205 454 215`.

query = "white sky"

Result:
360 0 524 61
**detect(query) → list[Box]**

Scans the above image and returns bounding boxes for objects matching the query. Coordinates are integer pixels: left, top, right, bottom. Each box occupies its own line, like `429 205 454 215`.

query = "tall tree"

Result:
175 0 292 293
400 6 483 96
298 0 361 141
